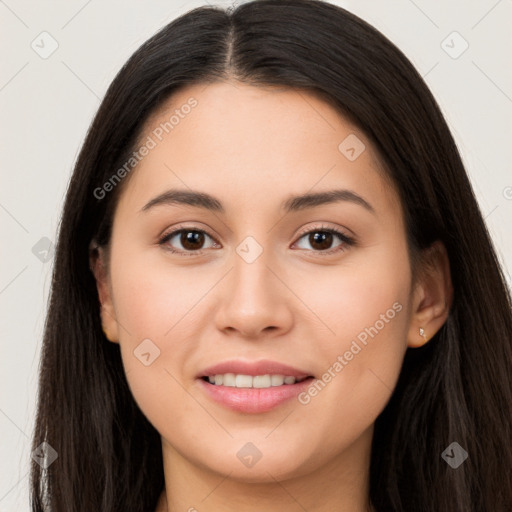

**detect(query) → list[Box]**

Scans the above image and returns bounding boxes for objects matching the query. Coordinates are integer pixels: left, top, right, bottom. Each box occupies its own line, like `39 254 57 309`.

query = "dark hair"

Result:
31 0 512 510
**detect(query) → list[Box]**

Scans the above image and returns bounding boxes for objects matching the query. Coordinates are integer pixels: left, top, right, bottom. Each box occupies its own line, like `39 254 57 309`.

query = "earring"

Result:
102 324 111 341
419 327 427 342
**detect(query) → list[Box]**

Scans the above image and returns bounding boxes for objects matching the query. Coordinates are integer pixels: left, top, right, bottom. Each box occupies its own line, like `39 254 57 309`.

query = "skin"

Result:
91 81 452 512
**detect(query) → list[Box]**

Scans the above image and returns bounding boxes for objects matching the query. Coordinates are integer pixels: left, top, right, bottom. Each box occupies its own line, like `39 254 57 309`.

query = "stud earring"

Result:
102 325 111 341
419 327 427 342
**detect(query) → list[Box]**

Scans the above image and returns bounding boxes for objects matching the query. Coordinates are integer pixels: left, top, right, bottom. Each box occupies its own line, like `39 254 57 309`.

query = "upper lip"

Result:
198 359 313 378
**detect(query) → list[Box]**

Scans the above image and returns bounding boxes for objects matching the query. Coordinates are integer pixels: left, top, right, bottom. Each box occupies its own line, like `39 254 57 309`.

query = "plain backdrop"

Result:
1 0 511 510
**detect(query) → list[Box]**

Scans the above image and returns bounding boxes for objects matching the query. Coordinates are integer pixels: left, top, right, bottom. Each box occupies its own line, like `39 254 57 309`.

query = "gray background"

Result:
1 0 511 510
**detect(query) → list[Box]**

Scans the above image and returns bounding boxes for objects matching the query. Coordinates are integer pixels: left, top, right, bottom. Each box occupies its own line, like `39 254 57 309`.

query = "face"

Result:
95 81 417 482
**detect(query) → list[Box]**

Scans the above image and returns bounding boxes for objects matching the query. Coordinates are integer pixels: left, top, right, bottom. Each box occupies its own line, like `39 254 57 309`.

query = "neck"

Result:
157 425 374 512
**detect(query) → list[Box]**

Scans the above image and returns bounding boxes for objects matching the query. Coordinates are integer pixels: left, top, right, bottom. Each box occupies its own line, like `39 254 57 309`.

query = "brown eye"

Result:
180 231 206 250
159 228 218 255
294 227 354 254
307 231 334 251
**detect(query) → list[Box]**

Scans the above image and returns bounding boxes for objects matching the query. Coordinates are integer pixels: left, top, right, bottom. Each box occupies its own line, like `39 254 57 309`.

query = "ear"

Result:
89 240 119 343
407 240 453 348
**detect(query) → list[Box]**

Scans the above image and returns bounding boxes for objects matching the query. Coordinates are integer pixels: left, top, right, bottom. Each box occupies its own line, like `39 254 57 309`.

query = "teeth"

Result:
205 373 308 388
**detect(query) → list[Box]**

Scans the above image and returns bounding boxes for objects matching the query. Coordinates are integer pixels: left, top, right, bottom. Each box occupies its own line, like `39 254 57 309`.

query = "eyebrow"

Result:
140 188 375 215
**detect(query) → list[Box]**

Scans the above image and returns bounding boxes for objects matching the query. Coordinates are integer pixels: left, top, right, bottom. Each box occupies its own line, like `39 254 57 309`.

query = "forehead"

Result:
116 81 401 221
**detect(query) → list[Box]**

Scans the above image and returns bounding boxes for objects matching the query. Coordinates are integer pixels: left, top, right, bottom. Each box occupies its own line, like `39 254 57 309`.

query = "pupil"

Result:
310 232 332 250
182 231 204 250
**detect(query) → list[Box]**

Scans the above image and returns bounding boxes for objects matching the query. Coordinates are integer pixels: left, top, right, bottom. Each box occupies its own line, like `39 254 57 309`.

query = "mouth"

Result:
200 373 314 388
197 369 316 413
196 359 316 413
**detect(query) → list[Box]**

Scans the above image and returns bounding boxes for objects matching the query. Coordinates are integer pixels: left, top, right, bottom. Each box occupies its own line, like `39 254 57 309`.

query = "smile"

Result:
202 373 311 388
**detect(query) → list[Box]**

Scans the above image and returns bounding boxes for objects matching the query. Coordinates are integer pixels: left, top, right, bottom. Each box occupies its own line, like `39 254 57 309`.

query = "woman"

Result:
30 0 512 510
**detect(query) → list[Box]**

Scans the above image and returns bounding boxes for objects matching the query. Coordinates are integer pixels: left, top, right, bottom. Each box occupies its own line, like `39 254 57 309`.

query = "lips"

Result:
196 359 316 413
198 359 314 379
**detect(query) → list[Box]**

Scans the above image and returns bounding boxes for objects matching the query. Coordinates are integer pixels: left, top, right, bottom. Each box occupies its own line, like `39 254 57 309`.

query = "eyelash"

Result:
158 223 355 257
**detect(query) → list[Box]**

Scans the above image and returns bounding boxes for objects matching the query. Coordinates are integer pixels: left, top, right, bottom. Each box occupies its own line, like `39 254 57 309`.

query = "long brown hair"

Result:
31 1 512 510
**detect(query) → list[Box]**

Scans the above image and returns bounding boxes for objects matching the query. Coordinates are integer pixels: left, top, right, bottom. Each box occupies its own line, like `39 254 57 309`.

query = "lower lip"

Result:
197 377 315 414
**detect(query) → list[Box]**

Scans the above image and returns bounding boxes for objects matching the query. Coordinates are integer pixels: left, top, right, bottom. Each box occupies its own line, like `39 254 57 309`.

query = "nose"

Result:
213 249 294 340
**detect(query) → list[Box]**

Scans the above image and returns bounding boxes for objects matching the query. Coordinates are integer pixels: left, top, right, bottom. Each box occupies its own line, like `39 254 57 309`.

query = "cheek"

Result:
293 249 411 446
108 251 208 415
110 248 212 342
